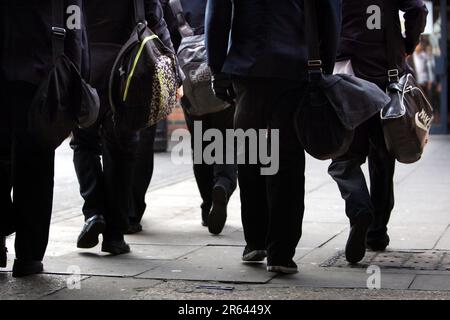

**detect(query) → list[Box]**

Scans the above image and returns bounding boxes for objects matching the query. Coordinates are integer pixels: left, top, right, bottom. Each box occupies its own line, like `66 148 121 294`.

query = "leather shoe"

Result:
345 214 373 264
77 215 106 249
208 185 228 235
124 222 143 235
367 233 390 252
102 240 130 255
12 259 43 278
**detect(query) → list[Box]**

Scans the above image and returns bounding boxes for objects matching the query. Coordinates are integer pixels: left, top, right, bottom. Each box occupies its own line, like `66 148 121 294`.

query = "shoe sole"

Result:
101 246 131 255
345 214 373 264
242 250 267 262
77 220 106 249
267 265 298 274
208 187 227 235
12 262 44 278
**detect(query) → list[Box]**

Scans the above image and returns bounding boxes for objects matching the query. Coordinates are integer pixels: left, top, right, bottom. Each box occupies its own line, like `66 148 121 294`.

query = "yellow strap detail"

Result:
123 35 159 102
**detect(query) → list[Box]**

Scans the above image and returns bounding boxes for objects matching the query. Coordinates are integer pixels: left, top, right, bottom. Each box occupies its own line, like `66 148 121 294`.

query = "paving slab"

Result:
410 275 450 291
435 226 450 250
387 225 448 250
41 253 164 277
269 269 415 290
136 246 274 283
0 272 86 300
41 277 162 300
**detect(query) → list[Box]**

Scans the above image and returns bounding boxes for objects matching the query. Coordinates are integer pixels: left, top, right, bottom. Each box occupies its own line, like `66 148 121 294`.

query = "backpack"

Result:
109 0 178 132
28 0 100 150
169 0 230 116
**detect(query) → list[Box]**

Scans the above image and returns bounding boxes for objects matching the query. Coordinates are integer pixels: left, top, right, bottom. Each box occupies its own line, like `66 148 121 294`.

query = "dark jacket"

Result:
160 0 207 51
0 0 89 85
85 0 175 88
205 0 342 80
337 0 428 83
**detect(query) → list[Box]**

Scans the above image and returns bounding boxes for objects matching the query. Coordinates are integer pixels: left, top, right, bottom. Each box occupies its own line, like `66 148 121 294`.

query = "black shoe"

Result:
242 247 267 262
267 260 298 274
208 185 228 235
345 214 373 264
101 240 130 255
12 259 43 278
77 215 106 249
124 222 143 235
367 233 390 252
1 237 7 268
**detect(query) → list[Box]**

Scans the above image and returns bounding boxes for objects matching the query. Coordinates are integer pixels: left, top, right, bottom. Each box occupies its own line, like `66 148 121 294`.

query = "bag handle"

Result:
384 1 403 83
133 0 146 24
169 0 194 38
304 0 323 81
51 0 66 63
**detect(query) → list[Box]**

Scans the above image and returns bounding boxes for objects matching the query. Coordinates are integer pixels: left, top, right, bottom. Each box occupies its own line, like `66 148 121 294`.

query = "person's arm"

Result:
65 0 90 79
399 0 428 55
316 0 341 75
145 0 175 52
205 0 234 104
159 0 182 51
205 0 232 75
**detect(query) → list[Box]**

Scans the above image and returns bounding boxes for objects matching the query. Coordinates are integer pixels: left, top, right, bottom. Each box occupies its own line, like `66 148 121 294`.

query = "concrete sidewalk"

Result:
1 136 450 300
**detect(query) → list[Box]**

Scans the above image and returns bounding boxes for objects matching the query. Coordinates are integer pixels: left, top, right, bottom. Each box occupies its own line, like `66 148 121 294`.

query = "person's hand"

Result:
176 86 184 101
211 72 235 105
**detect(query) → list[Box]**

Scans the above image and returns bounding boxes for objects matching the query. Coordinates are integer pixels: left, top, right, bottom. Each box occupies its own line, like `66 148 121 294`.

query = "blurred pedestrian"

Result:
160 0 237 235
206 0 341 273
71 0 177 253
0 0 89 276
329 0 428 264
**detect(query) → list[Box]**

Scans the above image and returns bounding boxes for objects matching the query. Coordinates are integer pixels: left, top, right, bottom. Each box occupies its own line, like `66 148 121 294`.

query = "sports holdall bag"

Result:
295 0 390 160
380 2 433 164
109 0 178 132
28 0 100 150
169 0 229 116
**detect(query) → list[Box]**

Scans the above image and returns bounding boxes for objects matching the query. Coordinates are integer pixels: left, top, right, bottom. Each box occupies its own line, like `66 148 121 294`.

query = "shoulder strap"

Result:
169 0 194 38
384 1 402 83
51 0 66 63
304 0 323 81
134 0 146 24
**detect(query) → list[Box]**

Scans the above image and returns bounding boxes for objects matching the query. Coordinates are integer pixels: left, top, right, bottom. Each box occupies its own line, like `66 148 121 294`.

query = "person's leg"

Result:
0 89 14 238
10 82 54 275
101 113 139 254
70 124 105 220
233 78 269 258
328 123 373 263
129 124 157 228
210 105 238 196
265 81 306 273
207 105 238 235
184 108 215 226
0 78 13 268
367 116 395 250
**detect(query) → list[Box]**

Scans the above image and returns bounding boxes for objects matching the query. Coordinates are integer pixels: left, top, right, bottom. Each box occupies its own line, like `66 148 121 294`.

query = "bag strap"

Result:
384 1 402 83
51 0 66 63
304 0 323 81
133 0 146 24
169 0 194 37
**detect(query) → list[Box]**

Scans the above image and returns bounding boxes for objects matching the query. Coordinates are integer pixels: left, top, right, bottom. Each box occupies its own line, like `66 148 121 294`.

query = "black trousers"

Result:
0 81 55 261
328 114 395 241
129 124 156 224
183 103 238 212
232 78 306 265
70 90 139 240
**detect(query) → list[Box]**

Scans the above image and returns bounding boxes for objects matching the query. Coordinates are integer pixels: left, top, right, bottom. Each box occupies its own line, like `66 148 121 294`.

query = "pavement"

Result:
1 136 450 300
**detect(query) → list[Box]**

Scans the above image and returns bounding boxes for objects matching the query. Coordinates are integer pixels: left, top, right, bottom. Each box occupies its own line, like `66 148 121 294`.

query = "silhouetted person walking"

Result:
328 0 428 263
